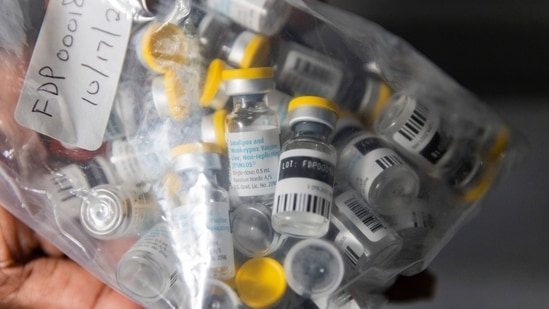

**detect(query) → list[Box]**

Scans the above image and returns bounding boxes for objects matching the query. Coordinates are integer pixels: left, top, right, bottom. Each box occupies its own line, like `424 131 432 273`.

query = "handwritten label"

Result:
15 0 132 150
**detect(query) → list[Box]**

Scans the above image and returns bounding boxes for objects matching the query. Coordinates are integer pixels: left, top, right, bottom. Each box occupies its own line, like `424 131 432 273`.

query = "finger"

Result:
0 206 40 263
36 235 65 258
1 257 143 309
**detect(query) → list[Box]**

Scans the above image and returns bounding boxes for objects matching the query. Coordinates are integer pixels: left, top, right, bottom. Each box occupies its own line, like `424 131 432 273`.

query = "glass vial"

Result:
201 279 242 309
133 21 187 73
328 189 402 274
204 0 291 36
198 12 271 68
116 222 181 306
272 96 338 238
80 184 161 239
331 115 420 211
201 108 228 151
275 41 349 102
374 93 483 194
230 203 287 257
169 142 235 280
284 238 345 300
223 67 281 205
149 70 192 120
104 81 140 142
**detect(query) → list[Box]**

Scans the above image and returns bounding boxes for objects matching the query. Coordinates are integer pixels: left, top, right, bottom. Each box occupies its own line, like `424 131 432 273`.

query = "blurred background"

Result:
326 0 549 308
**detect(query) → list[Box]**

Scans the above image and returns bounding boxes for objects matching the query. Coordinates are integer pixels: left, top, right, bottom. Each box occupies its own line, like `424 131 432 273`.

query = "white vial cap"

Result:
284 238 344 298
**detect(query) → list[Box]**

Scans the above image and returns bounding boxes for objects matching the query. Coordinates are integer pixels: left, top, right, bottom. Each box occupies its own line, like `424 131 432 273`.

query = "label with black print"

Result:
15 0 132 150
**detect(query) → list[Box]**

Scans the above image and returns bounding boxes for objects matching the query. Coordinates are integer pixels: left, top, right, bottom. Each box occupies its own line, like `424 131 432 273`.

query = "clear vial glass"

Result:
223 67 281 206
104 81 140 142
198 12 271 68
80 184 161 239
327 188 402 275
230 203 287 257
169 143 235 280
116 222 181 306
204 0 291 36
272 96 338 238
274 41 350 103
374 93 483 193
331 116 420 212
284 238 345 299
200 279 241 309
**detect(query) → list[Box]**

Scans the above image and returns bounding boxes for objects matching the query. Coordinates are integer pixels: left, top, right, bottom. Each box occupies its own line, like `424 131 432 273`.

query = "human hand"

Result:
0 206 143 309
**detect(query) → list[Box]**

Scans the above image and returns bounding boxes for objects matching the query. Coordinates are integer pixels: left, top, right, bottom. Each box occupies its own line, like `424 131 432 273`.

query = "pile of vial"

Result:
34 1 512 308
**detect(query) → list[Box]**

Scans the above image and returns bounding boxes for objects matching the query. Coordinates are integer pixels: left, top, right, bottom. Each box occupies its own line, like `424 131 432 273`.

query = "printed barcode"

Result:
293 57 336 84
375 154 403 170
169 270 178 287
343 196 385 233
344 245 360 266
275 192 331 218
51 174 77 202
398 102 428 141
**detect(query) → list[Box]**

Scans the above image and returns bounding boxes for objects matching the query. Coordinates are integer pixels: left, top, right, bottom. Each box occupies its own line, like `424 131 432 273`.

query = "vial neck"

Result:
232 94 268 111
292 122 332 141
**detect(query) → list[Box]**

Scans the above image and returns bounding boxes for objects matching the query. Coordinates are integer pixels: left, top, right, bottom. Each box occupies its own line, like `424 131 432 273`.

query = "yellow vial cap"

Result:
141 22 186 73
163 70 188 120
200 59 227 107
235 257 287 309
288 96 339 114
366 81 393 125
170 142 224 159
240 35 271 68
222 67 274 81
213 109 227 150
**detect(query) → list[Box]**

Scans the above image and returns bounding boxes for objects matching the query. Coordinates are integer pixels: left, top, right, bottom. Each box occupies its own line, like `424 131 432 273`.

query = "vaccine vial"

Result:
44 157 120 222
272 96 338 238
266 88 293 142
223 67 281 205
201 109 228 151
234 257 288 309
230 203 287 257
198 12 271 68
275 41 349 102
200 279 242 309
204 0 291 36
116 222 181 306
374 94 484 194
331 115 420 211
169 143 235 280
200 59 231 110
133 21 187 73
284 238 344 300
328 189 402 274
80 184 161 239
149 70 192 120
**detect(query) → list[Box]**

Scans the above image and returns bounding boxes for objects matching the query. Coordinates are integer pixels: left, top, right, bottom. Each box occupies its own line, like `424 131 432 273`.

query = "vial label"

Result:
335 190 390 242
273 149 335 219
15 0 132 150
129 223 179 287
392 101 450 165
332 222 365 269
120 190 159 234
278 49 344 100
172 202 234 273
343 135 405 199
206 0 267 32
51 158 112 203
391 209 435 231
226 127 280 197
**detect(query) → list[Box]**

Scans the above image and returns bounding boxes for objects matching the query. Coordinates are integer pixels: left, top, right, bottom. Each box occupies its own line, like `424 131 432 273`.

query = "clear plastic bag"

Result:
0 0 523 308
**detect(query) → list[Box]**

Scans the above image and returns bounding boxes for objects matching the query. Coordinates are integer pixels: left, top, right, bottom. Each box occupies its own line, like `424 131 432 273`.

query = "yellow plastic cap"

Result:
240 35 271 68
288 96 339 114
170 142 224 159
213 109 228 151
221 67 274 81
366 82 392 125
200 59 227 107
141 22 186 73
235 257 287 309
163 70 188 120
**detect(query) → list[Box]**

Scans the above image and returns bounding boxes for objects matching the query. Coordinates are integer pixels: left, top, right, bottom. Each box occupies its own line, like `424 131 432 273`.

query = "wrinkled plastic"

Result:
0 0 524 308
